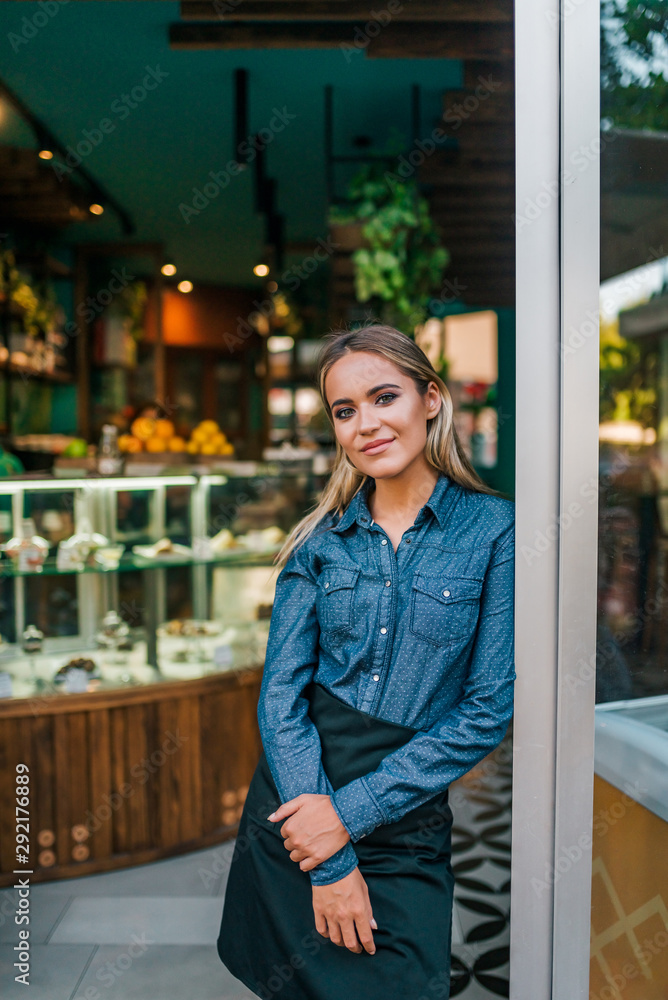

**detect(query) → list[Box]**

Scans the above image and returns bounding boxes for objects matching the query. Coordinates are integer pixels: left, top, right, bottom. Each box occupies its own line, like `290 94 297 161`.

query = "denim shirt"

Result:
257 471 515 886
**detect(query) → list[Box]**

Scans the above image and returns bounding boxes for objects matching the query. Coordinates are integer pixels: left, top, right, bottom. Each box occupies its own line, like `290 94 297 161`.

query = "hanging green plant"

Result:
329 162 450 335
0 250 60 336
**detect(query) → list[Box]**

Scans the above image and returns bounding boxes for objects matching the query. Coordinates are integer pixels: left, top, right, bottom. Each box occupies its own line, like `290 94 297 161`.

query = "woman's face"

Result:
323 351 441 480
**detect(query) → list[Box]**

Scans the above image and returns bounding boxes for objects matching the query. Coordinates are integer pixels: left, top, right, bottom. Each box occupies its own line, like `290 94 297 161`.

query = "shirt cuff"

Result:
331 776 388 842
308 841 359 886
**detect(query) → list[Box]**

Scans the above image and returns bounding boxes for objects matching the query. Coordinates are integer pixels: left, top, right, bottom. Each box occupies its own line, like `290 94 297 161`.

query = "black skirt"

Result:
217 681 454 1000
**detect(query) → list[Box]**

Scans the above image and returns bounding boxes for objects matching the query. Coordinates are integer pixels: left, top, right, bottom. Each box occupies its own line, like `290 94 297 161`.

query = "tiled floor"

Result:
0 740 511 1000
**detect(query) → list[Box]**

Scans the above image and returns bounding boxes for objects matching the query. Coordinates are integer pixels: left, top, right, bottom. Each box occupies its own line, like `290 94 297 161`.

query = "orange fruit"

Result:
154 419 175 439
125 436 143 454
131 417 155 441
200 442 217 455
168 436 187 452
145 436 167 453
198 419 219 436
186 440 199 454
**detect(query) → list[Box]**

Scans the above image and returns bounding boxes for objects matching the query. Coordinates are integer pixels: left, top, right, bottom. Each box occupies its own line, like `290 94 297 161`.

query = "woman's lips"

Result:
361 439 394 455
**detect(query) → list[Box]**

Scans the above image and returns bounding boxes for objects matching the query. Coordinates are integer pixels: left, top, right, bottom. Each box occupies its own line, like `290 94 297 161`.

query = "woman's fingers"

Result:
354 913 376 955
314 910 329 939
340 916 363 954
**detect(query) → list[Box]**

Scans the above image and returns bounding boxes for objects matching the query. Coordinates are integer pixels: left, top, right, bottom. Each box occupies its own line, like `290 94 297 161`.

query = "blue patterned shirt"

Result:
257 471 515 886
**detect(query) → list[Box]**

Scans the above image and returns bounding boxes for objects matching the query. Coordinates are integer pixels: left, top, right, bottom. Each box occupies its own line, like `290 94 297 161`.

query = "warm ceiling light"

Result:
89 203 104 215
178 280 193 293
38 149 53 160
161 263 177 276
253 263 269 277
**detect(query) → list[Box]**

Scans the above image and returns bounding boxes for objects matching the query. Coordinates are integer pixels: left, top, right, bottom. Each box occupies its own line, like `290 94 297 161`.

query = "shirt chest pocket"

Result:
409 573 484 647
316 566 360 635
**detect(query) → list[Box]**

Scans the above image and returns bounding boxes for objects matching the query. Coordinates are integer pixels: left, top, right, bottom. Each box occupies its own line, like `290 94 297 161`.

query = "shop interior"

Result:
0 5 519 998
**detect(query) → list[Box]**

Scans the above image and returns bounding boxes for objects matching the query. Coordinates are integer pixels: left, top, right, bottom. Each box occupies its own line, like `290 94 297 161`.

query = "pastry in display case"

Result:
0 464 326 701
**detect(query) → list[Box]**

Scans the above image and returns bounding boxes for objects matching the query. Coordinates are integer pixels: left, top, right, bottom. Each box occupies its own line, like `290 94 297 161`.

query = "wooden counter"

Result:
0 665 263 886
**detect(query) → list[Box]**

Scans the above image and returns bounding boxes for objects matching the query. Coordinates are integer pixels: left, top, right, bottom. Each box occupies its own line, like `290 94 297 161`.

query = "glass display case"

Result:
0 464 324 701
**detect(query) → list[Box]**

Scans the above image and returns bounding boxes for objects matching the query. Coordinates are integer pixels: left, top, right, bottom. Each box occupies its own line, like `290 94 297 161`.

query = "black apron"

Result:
217 681 454 1000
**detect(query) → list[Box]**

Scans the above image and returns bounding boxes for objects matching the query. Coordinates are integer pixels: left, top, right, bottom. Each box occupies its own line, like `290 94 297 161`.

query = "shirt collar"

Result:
331 471 456 533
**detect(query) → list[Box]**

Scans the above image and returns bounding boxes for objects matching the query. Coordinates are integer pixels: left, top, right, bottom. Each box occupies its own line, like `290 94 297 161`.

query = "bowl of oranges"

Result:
186 420 235 458
119 417 234 461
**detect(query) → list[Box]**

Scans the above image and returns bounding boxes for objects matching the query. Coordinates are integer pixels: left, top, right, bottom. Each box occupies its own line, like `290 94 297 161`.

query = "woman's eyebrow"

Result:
330 383 402 408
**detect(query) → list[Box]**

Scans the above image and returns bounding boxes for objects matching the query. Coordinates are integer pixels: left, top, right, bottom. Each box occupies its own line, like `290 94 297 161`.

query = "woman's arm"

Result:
328 521 516 843
258 540 360 886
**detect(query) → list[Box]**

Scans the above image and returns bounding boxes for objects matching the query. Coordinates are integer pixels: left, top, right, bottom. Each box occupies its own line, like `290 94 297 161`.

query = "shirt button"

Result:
385 580 391 587
442 589 450 597
381 539 388 546
373 675 380 681
324 582 329 588
405 538 411 544
380 627 387 634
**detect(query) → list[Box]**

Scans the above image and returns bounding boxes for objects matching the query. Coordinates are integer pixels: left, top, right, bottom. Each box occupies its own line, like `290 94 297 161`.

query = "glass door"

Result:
590 4 668 995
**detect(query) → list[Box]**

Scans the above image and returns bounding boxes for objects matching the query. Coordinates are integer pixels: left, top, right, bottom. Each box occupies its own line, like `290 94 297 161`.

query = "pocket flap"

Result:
412 573 483 605
318 566 360 593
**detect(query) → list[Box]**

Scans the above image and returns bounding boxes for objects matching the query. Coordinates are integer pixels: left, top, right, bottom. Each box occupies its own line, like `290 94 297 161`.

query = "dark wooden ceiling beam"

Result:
169 21 513 59
179 0 513 22
368 23 512 59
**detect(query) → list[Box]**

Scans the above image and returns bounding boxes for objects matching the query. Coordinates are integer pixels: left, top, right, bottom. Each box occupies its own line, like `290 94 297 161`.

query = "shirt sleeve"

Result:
330 519 516 842
257 536 360 887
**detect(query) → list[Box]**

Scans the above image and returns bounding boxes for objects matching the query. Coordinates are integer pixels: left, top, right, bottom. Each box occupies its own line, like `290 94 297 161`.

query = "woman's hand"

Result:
312 867 378 955
268 793 350 870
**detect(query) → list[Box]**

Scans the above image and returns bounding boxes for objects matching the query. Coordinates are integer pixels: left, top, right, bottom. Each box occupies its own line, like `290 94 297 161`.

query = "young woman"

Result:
217 324 515 1000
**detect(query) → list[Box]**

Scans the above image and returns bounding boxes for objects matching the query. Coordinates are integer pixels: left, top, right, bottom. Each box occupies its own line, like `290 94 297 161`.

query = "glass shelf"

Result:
0 548 280 578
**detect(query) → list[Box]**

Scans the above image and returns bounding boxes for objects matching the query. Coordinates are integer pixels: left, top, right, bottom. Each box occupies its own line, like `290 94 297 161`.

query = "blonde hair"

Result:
274 323 505 568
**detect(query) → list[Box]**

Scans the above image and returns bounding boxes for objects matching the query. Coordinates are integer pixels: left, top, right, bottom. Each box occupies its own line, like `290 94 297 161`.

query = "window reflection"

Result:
591 3 668 996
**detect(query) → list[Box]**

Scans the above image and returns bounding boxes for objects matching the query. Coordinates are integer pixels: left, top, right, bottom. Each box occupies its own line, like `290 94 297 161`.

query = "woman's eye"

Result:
334 407 353 420
334 393 396 419
377 392 397 404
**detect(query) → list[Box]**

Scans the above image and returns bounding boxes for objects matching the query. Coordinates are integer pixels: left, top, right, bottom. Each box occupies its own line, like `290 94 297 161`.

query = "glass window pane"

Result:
592 4 668 995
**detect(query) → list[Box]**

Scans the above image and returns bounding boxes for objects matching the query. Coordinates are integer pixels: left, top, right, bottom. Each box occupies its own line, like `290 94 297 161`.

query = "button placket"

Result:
360 526 395 712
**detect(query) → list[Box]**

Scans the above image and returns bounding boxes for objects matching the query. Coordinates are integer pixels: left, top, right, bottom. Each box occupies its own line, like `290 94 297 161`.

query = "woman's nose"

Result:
357 407 382 432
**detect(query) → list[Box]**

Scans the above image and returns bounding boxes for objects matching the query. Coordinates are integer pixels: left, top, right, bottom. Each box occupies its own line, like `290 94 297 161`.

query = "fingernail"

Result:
267 813 276 821
370 919 378 929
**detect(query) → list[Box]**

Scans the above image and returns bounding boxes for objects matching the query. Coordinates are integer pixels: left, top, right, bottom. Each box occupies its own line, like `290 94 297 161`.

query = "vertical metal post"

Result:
411 84 421 146
510 0 560 996
324 85 334 205
149 487 167 627
191 477 208 621
12 490 24 642
511 0 600 997
553 0 600 995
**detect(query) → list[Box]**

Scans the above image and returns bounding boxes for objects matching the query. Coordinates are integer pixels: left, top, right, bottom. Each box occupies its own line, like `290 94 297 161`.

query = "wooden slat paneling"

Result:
125 703 150 851
88 709 112 860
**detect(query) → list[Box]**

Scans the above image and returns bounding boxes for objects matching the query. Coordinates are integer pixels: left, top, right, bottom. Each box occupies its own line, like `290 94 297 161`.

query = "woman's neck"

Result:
367 465 440 524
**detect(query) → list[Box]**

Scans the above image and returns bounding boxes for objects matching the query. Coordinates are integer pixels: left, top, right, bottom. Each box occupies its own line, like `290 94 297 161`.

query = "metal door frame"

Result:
511 0 600 997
